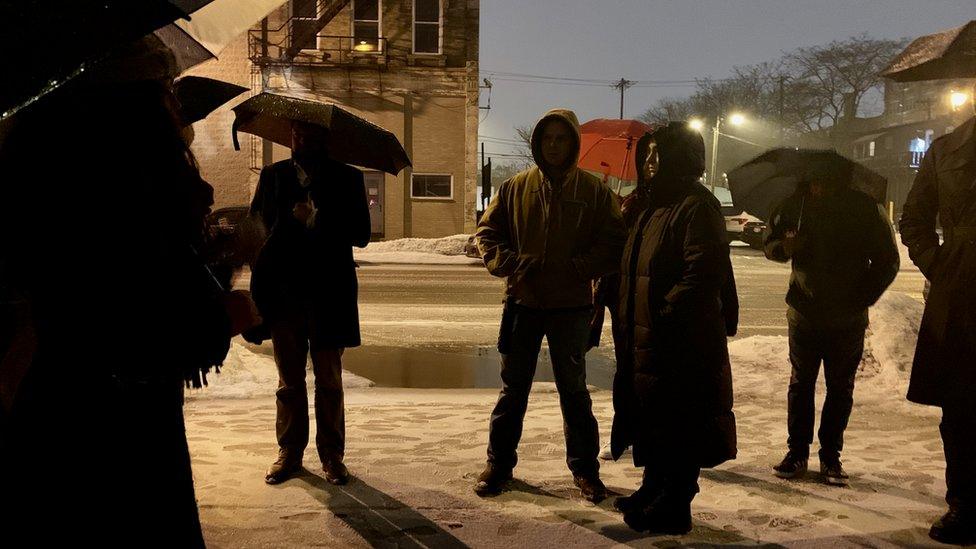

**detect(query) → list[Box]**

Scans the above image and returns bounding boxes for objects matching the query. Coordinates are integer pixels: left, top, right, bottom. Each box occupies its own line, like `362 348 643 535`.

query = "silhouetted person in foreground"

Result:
250 122 370 486
0 35 234 547
614 122 738 535
474 108 625 502
900 100 976 545
764 162 898 486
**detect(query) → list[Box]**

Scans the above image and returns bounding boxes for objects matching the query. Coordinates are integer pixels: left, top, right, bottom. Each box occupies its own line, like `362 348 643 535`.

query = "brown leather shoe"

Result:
473 463 512 497
574 474 608 503
323 460 350 485
265 451 302 485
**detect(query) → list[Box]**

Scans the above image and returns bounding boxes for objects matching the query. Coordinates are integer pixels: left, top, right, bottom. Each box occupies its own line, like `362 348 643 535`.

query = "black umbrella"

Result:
882 20 976 82
174 76 248 126
727 148 887 222
232 93 412 175
0 0 211 121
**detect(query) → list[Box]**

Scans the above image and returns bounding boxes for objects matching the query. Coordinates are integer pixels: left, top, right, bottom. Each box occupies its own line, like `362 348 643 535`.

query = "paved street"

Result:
234 247 927 390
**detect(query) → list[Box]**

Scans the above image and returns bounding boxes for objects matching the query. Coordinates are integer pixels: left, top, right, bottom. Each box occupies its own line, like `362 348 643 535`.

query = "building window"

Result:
411 173 453 199
352 0 381 52
292 0 319 51
868 141 875 157
884 136 893 150
413 0 441 54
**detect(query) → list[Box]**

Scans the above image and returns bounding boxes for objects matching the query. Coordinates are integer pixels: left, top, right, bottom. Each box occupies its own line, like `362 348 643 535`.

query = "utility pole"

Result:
612 78 634 119
778 75 786 144
709 117 722 190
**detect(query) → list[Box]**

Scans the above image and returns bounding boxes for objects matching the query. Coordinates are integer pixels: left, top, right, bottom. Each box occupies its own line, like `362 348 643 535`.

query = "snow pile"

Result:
186 342 374 401
859 292 924 408
362 234 471 255
726 292 925 411
355 234 482 265
728 336 791 398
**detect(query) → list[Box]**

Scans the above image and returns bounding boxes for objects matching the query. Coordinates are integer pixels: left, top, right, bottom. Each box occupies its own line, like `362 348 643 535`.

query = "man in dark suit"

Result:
901 108 976 545
250 122 371 485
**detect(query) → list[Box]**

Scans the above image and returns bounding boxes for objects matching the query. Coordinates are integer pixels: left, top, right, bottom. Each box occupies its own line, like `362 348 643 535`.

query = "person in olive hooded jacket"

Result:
473 109 626 501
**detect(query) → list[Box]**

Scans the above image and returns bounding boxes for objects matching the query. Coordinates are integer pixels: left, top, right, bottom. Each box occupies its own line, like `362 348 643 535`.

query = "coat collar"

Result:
942 116 976 157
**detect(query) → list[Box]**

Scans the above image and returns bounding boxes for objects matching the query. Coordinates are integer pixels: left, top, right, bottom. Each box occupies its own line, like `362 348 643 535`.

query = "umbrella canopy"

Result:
882 20 976 82
162 0 285 70
174 76 248 126
0 0 285 122
232 93 412 176
0 0 194 121
577 119 656 195
727 148 887 222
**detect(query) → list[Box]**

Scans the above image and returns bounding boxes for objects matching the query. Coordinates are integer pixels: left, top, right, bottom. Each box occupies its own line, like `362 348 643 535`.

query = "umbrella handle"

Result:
796 196 805 233
232 120 242 152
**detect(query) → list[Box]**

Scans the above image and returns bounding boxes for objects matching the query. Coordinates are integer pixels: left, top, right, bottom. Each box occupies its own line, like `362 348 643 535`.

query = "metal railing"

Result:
249 31 388 66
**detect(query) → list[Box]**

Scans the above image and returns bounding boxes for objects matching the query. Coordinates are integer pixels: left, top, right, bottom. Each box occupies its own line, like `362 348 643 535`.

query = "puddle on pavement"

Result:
342 345 615 389
244 342 616 389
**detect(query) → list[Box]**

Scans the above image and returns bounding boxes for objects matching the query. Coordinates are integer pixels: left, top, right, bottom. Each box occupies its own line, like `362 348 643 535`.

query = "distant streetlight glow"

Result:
729 113 747 126
689 118 705 131
949 91 969 110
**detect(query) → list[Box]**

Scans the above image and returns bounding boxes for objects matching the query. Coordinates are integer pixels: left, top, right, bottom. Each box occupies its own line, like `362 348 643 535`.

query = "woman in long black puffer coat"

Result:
613 121 738 535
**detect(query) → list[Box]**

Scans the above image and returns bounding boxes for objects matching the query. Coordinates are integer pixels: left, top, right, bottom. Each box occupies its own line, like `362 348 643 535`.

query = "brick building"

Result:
188 0 480 239
797 78 974 216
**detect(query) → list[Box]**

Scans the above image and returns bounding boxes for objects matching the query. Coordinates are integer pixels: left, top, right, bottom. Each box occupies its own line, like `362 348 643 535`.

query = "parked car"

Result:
740 220 767 250
711 186 761 244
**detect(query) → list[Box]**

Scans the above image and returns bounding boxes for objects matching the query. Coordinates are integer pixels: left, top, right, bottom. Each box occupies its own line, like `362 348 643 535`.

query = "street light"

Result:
707 113 747 188
688 118 705 131
949 91 969 111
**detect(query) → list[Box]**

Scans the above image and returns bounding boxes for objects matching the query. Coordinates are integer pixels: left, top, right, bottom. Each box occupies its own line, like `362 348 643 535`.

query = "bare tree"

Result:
638 34 909 135
784 34 909 129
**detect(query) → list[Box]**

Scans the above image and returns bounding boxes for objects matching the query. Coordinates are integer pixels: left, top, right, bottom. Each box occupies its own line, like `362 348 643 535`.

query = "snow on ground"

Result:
184 291 948 547
355 234 483 265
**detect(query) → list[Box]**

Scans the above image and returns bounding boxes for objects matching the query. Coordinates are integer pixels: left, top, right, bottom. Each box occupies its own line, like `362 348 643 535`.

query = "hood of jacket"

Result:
530 108 582 180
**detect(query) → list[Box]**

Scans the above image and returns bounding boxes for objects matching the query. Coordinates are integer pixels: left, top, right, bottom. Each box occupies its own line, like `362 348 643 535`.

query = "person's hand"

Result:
782 230 797 257
293 198 315 225
223 290 262 336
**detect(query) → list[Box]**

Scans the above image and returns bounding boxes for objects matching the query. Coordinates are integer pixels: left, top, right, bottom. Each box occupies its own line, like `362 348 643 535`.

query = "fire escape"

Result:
248 0 388 67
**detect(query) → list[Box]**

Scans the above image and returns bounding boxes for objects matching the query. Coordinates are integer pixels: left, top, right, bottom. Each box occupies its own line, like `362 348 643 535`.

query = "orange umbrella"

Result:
577 119 656 196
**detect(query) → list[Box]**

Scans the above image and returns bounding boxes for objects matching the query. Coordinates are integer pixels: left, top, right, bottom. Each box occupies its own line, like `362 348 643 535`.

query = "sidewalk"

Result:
186 382 948 548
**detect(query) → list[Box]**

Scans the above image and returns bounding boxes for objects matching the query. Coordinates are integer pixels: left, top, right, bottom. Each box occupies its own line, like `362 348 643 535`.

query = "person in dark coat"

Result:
900 111 976 545
764 160 899 486
250 122 371 486
473 109 626 502
614 122 738 534
0 35 233 547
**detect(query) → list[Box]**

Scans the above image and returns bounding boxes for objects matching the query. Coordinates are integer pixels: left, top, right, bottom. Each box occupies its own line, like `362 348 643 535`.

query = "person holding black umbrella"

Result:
764 160 899 486
250 121 371 486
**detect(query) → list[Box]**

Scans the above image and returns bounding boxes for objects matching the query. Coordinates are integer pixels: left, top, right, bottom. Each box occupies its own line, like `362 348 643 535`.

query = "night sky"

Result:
478 0 975 158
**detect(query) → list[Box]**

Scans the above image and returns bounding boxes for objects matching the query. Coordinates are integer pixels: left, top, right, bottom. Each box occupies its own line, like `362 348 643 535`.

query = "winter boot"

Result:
623 496 693 535
473 463 513 497
573 473 608 503
929 508 976 545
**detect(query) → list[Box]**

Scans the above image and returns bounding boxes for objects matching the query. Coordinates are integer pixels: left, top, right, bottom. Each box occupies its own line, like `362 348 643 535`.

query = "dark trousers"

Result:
487 303 600 476
942 398 976 512
786 309 866 461
271 312 345 465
